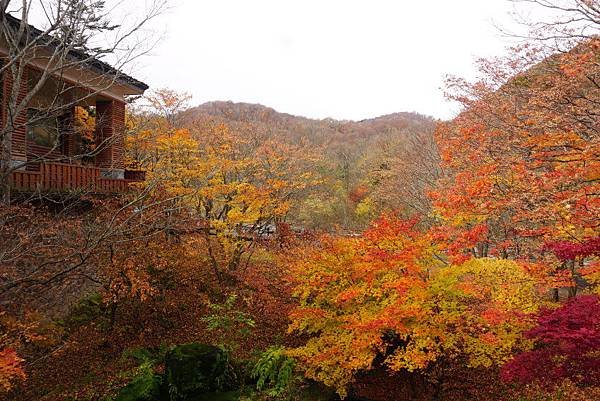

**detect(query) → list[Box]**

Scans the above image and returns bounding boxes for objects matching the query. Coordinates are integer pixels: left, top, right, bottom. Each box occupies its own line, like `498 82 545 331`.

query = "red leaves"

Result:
363 214 421 242
544 237 600 262
429 223 489 264
336 289 361 304
480 308 508 326
502 295 600 386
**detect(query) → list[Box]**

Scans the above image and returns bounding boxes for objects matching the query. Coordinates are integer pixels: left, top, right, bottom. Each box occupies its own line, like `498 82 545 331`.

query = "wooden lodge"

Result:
1 15 148 194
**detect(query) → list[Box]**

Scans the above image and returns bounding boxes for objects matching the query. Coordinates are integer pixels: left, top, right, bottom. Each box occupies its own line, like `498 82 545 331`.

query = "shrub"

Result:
502 295 600 386
114 361 162 401
165 343 235 400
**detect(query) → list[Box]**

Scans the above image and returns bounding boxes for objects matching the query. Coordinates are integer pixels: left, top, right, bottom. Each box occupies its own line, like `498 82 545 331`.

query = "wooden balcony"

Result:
10 162 145 194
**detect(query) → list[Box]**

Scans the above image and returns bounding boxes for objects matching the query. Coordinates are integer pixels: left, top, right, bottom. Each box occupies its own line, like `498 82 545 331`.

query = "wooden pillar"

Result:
1 64 28 168
61 106 77 158
95 99 125 177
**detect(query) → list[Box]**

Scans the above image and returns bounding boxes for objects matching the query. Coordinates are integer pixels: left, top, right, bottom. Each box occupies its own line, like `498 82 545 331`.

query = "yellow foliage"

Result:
288 226 542 398
128 113 320 274
354 196 375 219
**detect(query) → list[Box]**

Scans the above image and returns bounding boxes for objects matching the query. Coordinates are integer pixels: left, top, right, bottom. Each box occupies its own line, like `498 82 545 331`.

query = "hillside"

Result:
180 102 440 229
183 101 437 143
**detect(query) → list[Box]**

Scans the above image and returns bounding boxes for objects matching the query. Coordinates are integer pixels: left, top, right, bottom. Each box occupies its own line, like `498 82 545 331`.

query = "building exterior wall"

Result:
1 63 28 167
1 65 129 174
95 99 126 174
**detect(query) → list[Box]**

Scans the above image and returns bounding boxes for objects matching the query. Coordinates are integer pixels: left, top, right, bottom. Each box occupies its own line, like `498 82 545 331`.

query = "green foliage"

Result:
61 293 106 328
113 343 240 401
122 344 170 366
114 361 162 401
202 294 256 347
113 346 169 401
251 347 296 397
165 343 235 400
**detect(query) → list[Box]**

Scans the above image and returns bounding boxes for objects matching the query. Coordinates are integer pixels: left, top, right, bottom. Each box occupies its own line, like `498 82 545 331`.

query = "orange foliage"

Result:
432 39 600 292
0 348 25 392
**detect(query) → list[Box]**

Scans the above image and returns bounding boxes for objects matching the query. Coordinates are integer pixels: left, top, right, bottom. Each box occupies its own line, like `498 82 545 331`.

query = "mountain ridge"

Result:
186 100 436 126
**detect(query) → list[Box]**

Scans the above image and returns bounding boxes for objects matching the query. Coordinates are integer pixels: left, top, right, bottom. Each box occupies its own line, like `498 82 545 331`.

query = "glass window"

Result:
27 109 60 148
73 106 97 157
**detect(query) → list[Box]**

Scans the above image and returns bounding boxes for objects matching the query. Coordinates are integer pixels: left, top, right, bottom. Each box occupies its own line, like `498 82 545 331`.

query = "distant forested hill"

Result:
180 101 440 230
183 101 436 144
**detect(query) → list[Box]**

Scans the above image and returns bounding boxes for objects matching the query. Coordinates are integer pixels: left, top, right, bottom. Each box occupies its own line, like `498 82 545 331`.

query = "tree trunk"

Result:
568 259 577 299
0 116 13 205
206 238 224 294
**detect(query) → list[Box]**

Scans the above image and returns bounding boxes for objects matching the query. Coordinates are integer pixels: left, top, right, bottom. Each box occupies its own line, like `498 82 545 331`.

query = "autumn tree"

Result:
509 0 600 48
364 124 441 217
140 122 319 285
125 88 192 173
433 35 600 295
0 348 24 392
145 88 192 128
124 91 322 288
288 214 541 397
0 193 202 398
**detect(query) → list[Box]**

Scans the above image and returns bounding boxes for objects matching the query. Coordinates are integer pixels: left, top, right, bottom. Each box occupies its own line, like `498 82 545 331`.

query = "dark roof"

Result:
3 14 149 92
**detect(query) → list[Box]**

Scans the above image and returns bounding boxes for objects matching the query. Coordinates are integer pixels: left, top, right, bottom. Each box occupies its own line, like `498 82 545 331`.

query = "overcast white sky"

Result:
20 0 536 120
133 0 534 121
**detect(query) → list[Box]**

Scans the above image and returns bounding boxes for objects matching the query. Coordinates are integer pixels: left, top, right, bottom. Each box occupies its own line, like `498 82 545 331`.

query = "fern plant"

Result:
251 347 296 397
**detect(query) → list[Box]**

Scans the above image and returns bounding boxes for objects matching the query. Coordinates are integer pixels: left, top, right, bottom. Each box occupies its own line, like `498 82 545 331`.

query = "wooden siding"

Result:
10 162 143 193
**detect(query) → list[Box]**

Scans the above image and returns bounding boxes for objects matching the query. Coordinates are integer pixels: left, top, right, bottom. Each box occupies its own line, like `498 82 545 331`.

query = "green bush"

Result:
165 343 235 400
114 343 241 401
114 361 162 401
202 294 256 349
61 293 106 328
122 345 169 366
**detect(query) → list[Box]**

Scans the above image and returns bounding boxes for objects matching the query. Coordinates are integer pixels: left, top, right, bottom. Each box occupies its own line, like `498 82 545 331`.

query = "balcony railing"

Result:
10 163 145 193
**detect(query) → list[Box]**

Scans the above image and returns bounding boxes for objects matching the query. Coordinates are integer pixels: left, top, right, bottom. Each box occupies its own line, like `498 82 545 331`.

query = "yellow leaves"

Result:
287 330 379 398
73 106 96 145
289 243 543 397
423 258 541 369
288 220 438 396
386 337 440 372
129 115 321 275
268 179 288 191
226 208 246 224
446 258 540 314
155 129 198 158
354 197 375 220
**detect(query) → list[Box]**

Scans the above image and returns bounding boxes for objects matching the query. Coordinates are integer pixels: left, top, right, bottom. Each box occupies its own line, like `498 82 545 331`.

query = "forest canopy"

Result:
1 1 599 401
